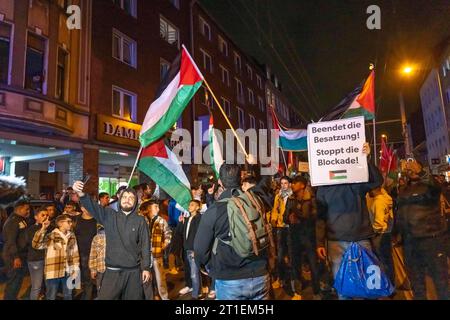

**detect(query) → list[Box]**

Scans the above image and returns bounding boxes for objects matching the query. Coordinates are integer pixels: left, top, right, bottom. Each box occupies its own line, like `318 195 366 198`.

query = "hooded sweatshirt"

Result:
366 188 394 233
80 188 151 271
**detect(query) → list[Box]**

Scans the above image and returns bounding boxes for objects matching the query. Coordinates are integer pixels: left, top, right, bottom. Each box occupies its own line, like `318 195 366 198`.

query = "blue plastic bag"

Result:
333 242 395 299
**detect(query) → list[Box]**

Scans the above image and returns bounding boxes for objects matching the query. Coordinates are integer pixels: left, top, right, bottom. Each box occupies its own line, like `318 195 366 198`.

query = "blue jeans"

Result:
46 276 72 300
215 274 270 300
327 239 372 300
186 250 201 298
28 260 44 300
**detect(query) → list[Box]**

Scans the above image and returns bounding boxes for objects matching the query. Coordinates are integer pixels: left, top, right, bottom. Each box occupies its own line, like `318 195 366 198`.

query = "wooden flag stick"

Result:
127 146 143 187
203 79 249 159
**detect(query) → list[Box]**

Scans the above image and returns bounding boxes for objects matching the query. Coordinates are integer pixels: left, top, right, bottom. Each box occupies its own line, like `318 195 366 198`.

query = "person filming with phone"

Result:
72 179 151 300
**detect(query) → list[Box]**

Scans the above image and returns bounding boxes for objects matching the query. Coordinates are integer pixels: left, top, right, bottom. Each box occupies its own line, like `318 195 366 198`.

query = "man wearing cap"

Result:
73 181 151 300
2 200 30 300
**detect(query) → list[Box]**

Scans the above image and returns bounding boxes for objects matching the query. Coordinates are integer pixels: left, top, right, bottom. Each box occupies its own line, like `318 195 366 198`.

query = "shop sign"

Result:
97 114 141 147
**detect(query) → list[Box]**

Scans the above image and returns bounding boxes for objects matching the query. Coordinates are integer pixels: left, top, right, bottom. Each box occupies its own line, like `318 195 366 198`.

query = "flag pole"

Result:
203 79 249 159
373 118 377 166
127 146 143 187
280 147 289 175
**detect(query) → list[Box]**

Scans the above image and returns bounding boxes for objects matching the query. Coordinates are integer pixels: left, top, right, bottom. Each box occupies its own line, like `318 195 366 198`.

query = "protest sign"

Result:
307 116 368 186
298 162 309 173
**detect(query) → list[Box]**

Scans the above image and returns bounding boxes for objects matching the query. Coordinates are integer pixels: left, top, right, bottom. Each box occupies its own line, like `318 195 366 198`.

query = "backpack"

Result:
213 190 274 258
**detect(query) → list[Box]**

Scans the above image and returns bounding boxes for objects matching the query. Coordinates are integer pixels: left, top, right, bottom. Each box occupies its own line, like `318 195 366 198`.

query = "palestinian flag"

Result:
321 70 375 121
139 45 204 148
329 170 348 180
208 115 224 179
138 139 192 210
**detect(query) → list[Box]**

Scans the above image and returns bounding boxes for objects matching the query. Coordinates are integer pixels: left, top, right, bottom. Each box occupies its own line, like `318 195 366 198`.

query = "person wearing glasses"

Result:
32 214 80 300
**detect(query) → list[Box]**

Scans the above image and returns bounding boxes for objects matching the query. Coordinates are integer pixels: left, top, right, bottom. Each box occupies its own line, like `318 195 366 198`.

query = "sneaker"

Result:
179 287 193 295
272 280 281 289
207 290 216 299
312 294 322 300
291 294 302 300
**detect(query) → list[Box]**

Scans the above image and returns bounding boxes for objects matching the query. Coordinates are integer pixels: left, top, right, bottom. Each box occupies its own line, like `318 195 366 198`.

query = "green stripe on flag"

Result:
139 81 202 147
138 157 192 210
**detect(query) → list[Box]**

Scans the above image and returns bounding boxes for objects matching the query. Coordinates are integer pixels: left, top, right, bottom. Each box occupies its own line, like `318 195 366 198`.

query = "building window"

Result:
160 16 179 48
218 36 228 56
160 59 170 80
259 120 265 129
221 97 231 117
112 29 137 68
56 48 68 101
169 0 180 9
199 17 211 41
200 49 212 73
234 52 241 73
248 88 254 105
246 64 253 80
258 96 264 111
249 115 256 129
112 0 137 17
237 107 245 129
256 75 262 89
220 65 229 86
112 86 137 122
235 78 244 99
0 22 12 85
25 33 47 93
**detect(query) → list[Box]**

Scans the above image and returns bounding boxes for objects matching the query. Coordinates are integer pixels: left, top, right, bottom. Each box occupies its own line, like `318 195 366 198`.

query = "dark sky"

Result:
200 0 450 143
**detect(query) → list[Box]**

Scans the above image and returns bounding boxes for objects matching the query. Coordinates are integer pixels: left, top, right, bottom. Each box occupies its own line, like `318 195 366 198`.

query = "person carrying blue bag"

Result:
316 142 386 299
334 242 394 298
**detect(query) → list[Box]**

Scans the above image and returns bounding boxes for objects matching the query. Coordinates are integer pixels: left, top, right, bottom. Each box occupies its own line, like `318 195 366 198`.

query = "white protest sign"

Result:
307 116 368 186
298 162 309 173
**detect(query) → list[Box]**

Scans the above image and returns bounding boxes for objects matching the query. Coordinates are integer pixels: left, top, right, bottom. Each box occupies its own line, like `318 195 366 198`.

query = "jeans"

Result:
274 227 289 282
215 274 270 300
46 276 72 300
186 250 201 298
4 263 27 300
153 257 169 300
327 239 373 300
28 260 45 300
95 272 104 292
371 233 395 284
80 256 94 300
287 225 321 295
403 235 448 300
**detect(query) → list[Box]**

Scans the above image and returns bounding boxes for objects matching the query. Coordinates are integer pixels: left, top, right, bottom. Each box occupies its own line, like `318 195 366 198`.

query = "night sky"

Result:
200 0 450 144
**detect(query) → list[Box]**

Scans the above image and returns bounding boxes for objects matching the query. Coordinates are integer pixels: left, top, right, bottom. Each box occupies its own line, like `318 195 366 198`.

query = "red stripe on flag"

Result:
180 47 203 86
140 139 168 159
356 70 375 114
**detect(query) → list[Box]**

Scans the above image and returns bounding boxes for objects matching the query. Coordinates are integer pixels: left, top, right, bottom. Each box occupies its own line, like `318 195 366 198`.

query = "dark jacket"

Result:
80 189 151 271
194 188 268 281
1 213 28 265
284 194 315 237
396 178 447 238
316 162 383 246
182 214 202 251
25 224 45 262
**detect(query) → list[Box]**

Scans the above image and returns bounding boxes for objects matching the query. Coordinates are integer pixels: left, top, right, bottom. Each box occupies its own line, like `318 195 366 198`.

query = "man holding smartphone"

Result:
72 180 151 300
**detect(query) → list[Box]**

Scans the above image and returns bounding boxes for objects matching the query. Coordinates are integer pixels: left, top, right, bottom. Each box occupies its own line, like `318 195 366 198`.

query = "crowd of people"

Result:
0 143 449 300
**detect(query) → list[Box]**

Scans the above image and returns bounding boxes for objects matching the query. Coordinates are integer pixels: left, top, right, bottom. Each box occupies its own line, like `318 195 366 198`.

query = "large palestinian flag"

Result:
321 70 375 121
138 139 192 210
139 45 204 148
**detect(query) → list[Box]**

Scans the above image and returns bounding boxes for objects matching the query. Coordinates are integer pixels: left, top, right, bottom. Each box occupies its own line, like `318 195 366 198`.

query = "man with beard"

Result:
396 160 448 300
73 181 151 300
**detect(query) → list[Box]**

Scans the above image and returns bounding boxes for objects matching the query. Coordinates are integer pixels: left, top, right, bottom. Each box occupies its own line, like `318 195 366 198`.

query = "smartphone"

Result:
82 174 91 184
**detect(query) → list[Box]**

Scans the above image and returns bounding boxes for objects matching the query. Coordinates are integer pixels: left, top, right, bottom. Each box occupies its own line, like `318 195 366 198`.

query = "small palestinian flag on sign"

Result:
329 170 348 180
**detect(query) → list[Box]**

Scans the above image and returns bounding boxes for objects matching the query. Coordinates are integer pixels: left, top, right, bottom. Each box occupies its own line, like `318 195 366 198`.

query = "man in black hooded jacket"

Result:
73 181 151 300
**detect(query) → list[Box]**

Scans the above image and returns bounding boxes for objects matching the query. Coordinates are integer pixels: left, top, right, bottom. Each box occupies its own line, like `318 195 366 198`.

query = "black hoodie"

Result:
80 188 151 271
